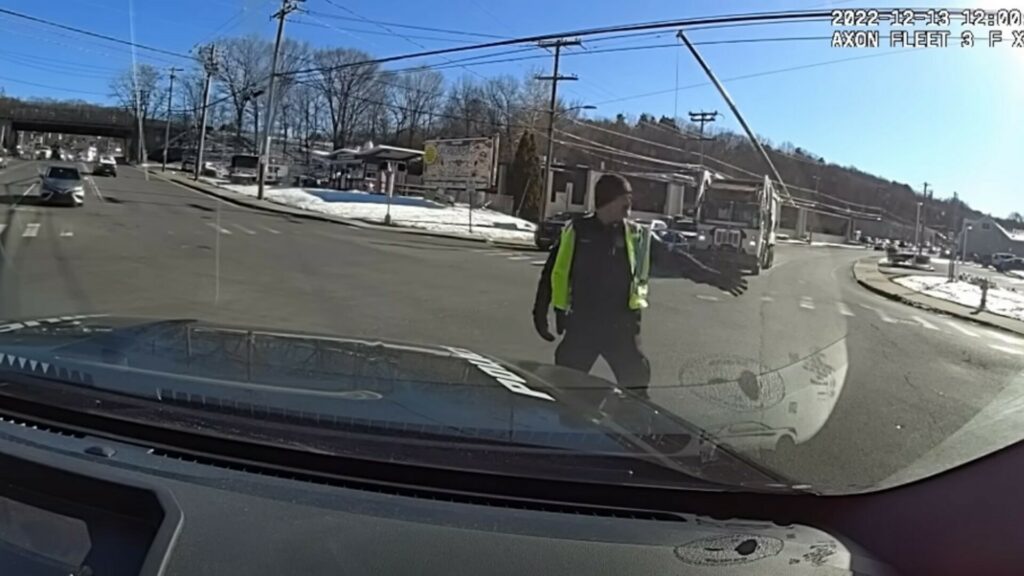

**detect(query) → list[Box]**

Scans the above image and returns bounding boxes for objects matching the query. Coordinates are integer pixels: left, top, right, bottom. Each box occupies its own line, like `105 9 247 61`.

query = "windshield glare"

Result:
0 1 1021 502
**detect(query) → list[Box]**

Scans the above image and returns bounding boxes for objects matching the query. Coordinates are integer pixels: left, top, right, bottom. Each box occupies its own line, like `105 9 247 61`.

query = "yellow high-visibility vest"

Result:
550 220 651 313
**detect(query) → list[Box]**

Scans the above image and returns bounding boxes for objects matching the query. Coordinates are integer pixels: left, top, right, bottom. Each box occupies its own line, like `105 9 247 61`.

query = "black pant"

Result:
555 314 651 396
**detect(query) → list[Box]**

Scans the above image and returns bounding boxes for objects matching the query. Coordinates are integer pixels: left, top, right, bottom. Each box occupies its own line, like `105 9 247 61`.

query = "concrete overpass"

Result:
0 102 185 160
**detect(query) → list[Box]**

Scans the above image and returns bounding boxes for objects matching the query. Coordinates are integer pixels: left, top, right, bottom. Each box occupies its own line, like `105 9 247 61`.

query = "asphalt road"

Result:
2 159 1023 492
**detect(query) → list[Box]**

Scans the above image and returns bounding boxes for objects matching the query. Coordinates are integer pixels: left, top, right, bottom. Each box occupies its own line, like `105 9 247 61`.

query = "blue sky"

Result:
0 0 1020 216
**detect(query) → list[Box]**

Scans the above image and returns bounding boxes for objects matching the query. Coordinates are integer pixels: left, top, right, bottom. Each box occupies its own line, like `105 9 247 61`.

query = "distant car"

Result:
996 257 1024 273
0 155 7 170
40 165 85 206
534 212 576 250
93 156 117 177
991 253 1016 268
181 157 196 172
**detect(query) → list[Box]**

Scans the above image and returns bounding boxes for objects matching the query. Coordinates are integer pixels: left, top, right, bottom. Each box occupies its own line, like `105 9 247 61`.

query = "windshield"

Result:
45 167 80 180
0 1 1022 503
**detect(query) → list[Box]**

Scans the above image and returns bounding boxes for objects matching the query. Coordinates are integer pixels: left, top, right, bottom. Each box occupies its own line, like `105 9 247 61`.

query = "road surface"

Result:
2 159 1022 492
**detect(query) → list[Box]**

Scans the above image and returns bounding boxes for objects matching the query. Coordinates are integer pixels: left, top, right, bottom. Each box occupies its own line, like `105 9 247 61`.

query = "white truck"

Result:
689 175 780 275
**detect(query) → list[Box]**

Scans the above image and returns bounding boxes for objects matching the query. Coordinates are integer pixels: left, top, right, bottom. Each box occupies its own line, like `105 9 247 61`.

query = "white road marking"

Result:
232 223 257 235
471 248 491 253
88 177 103 201
60 230 74 238
531 260 547 266
837 302 855 317
696 294 720 302
945 321 980 338
760 296 774 302
0 224 6 235
911 316 939 330
989 344 1024 356
22 223 39 238
262 227 281 235
205 222 232 235
799 297 815 310
507 255 532 261
983 330 1023 346
858 303 897 323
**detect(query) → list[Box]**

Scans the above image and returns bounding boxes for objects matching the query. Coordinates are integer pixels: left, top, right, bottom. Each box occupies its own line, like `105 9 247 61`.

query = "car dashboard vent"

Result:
148 447 684 523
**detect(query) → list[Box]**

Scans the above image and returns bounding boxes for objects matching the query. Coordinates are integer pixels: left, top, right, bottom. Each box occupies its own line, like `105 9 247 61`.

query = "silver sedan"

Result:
40 165 86 206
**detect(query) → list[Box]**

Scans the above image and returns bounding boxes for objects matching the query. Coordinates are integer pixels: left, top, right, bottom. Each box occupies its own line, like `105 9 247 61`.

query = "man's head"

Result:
593 174 632 223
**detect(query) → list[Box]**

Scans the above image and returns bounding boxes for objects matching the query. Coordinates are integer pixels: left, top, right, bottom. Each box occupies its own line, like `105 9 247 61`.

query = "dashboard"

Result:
0 405 1021 575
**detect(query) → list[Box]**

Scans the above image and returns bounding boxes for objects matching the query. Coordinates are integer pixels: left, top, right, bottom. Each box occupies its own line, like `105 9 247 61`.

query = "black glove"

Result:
554 309 568 335
533 309 555 342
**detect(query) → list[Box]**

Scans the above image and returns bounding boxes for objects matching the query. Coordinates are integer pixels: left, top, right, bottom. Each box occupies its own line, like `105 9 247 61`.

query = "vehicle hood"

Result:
42 177 83 191
0 315 785 490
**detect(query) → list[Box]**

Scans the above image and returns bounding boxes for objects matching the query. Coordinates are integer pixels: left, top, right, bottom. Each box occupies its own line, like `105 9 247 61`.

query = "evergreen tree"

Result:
509 131 543 221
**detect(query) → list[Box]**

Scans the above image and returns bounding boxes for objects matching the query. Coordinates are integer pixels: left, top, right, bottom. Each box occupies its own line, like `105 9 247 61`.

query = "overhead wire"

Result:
0 7 193 61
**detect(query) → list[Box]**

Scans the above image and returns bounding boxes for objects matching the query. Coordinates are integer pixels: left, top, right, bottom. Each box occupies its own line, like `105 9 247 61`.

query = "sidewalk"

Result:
853 256 1024 336
146 169 536 251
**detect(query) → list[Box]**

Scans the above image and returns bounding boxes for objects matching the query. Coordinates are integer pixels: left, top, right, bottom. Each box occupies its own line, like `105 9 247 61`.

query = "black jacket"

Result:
534 215 637 326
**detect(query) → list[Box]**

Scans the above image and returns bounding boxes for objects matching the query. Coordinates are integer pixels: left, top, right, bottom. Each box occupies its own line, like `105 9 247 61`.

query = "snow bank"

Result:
200 178 536 242
894 275 1024 322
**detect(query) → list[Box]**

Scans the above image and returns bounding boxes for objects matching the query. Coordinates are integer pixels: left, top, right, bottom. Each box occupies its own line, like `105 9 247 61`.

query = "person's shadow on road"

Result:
651 249 750 297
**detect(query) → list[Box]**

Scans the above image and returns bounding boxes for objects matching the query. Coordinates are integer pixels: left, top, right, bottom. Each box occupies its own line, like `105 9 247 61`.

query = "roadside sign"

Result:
422 137 497 190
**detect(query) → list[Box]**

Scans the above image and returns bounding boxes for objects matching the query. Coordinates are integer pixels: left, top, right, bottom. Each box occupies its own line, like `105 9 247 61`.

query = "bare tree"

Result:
310 48 380 149
109 64 164 126
388 67 444 147
215 35 271 150
442 76 487 138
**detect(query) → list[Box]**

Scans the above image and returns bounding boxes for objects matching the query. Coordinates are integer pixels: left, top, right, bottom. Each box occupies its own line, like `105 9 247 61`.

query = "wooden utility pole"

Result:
688 110 718 170
257 0 303 200
194 44 219 181
535 37 580 225
162 66 182 172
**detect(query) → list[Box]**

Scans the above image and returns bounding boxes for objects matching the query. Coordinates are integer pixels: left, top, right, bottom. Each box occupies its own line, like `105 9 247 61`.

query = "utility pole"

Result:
535 37 580 225
949 191 959 281
687 110 718 170
194 43 219 181
916 182 929 254
257 0 303 200
162 66 182 172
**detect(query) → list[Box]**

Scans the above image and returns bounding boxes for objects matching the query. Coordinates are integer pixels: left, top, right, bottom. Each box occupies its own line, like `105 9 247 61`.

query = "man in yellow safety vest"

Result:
532 174 653 398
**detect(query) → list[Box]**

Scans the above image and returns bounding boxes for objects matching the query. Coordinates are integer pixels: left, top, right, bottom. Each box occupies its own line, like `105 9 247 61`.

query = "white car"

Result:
40 165 86 206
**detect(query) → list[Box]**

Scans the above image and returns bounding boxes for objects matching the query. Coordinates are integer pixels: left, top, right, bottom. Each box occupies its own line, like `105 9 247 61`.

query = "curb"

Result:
852 257 1024 337
146 169 538 252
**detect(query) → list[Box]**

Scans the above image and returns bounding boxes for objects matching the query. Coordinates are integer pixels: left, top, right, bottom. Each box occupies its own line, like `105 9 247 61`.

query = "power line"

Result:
291 18 481 44
283 10 831 77
0 7 193 61
0 74 108 97
303 9 510 40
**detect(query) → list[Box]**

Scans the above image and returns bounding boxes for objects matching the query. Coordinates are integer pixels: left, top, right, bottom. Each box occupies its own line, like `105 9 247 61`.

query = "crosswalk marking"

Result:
507 255 532 261
946 321 980 338
837 302 855 317
799 297 815 310
262 227 281 235
858 303 897 323
205 223 232 235
232 224 257 235
760 296 774 302
22 224 39 238
60 230 73 238
696 294 720 302
911 316 939 330
989 344 1024 356
531 260 547 266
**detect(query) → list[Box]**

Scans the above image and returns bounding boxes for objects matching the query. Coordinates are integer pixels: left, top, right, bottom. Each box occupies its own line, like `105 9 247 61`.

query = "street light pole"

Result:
961 224 972 268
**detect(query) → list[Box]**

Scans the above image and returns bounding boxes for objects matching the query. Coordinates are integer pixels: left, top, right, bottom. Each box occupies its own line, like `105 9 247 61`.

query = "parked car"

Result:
991 253 1016 268
996 257 1024 273
93 156 117 177
534 212 576 250
40 165 85 206
181 157 196 172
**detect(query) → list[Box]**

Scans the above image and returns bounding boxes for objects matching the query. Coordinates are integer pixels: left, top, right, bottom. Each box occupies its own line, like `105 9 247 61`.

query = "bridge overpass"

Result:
0 102 185 160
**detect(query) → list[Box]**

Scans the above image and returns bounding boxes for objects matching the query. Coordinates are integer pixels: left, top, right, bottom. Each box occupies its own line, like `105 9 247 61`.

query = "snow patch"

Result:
894 275 1024 322
199 178 536 242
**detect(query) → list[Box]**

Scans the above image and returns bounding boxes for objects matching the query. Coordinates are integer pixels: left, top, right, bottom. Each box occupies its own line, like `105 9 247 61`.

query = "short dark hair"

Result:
594 173 632 208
